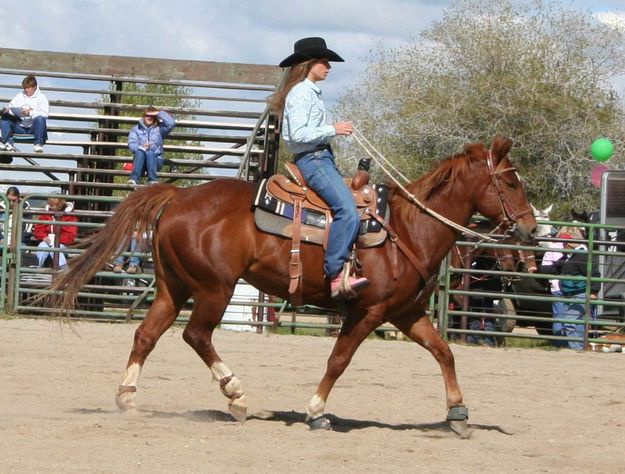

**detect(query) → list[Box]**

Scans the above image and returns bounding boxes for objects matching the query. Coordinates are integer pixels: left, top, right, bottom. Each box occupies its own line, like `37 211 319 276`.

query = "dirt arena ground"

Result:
1 317 623 473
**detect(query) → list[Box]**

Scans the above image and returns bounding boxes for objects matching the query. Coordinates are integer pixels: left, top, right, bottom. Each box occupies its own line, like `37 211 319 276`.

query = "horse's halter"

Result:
486 150 533 234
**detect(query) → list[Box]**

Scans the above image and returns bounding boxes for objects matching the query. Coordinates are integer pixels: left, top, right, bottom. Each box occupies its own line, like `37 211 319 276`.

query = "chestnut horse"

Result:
49 136 536 437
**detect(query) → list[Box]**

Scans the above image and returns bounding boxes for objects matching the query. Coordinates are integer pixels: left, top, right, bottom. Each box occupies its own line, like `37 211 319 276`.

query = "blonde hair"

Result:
268 60 316 116
22 74 37 89
557 226 583 240
47 197 66 210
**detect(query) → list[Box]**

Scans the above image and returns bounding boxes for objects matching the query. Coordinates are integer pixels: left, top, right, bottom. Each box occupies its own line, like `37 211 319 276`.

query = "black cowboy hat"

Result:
279 37 344 68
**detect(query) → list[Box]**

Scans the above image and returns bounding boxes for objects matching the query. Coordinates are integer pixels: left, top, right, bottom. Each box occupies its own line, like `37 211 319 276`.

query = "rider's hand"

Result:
333 121 353 136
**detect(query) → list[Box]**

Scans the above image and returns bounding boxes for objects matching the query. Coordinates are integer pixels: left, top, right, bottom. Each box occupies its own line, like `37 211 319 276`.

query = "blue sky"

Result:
2 0 624 102
1 0 624 193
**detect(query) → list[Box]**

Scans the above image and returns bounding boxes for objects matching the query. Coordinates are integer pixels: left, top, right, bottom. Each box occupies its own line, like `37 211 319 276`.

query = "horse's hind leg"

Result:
181 288 248 423
393 312 471 438
116 284 188 412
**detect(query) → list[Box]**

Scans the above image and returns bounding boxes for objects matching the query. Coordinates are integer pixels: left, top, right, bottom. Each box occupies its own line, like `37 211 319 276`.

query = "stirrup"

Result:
331 262 369 299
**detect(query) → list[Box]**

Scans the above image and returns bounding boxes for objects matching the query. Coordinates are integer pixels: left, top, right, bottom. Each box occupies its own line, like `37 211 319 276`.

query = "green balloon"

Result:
590 138 614 162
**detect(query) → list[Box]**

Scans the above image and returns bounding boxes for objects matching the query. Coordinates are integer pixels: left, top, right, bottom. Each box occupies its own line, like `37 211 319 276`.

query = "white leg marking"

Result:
209 361 232 381
210 361 247 422
210 361 244 399
306 394 326 420
116 362 142 412
121 362 142 387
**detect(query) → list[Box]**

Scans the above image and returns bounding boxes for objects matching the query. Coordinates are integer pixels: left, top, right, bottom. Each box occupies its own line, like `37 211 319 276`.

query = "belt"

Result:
293 144 332 161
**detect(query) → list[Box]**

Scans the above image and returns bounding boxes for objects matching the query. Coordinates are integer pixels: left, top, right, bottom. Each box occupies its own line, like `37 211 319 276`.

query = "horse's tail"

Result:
47 184 179 315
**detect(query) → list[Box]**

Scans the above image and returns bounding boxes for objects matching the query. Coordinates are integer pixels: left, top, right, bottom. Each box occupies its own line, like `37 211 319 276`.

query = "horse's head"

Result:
472 136 537 242
494 246 520 272
531 203 555 246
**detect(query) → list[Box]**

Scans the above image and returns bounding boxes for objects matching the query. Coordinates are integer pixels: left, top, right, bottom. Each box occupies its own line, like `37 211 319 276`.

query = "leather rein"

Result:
363 148 533 283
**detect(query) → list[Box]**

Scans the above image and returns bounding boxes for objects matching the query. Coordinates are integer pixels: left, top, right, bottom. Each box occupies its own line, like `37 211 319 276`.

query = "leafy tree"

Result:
334 0 625 217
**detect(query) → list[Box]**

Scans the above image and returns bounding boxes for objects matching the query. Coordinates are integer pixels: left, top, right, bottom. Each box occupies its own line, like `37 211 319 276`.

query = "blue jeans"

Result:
466 317 496 346
114 237 141 266
1 115 48 145
130 149 163 182
295 149 359 278
551 290 568 348
560 293 597 350
36 241 68 268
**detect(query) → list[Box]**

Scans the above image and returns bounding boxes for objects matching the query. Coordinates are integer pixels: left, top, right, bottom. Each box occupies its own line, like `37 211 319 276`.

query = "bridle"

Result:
352 127 533 243
485 150 533 234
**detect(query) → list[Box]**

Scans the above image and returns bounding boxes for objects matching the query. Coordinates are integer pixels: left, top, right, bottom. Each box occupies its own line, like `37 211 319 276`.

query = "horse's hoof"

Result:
449 419 472 439
229 395 248 424
446 405 471 438
115 392 137 412
308 416 332 431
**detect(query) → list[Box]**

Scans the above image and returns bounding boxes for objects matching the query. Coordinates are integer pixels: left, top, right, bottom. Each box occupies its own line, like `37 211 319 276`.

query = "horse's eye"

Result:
503 176 518 189
516 173 528 187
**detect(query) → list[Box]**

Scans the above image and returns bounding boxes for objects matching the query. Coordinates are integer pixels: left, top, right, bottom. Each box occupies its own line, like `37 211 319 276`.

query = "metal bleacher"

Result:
0 47 283 321
0 47 283 196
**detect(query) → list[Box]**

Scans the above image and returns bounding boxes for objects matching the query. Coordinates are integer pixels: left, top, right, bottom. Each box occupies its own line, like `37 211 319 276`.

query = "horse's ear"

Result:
491 135 513 161
570 208 589 222
531 203 538 214
544 204 553 214
464 143 484 158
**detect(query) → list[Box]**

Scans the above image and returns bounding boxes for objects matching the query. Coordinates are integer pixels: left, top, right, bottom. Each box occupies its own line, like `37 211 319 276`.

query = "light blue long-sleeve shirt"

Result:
282 79 336 154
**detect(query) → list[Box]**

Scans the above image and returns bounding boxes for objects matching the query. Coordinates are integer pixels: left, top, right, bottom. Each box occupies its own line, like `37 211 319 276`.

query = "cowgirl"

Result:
271 37 369 299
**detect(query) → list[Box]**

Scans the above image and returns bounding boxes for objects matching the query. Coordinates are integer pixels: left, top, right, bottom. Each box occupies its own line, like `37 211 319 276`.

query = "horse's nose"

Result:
517 223 537 242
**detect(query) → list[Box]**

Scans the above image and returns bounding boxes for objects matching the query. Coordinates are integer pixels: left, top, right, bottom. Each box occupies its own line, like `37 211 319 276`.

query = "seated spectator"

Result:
0 186 32 248
543 227 600 350
112 231 142 274
127 107 175 186
0 75 49 153
33 196 78 268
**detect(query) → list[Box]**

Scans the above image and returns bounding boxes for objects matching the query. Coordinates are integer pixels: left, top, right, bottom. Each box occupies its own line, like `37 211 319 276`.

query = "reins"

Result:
351 127 519 245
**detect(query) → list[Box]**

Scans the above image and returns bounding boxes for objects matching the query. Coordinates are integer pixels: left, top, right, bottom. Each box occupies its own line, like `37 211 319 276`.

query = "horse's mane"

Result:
390 143 486 222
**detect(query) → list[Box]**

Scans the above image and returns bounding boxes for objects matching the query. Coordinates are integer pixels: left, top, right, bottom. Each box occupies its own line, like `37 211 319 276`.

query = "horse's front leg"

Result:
306 309 383 430
393 311 471 438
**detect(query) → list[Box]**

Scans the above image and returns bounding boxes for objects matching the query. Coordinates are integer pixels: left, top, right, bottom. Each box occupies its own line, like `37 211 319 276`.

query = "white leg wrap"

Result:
210 361 244 399
306 393 326 420
116 362 142 411
220 375 244 399
120 362 142 387
210 361 231 381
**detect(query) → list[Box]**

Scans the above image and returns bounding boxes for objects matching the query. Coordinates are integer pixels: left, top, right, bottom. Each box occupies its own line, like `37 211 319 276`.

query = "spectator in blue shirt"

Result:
127 107 175 186
270 37 368 300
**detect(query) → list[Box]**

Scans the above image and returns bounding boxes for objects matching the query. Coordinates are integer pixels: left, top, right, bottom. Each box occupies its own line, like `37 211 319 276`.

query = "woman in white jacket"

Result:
0 75 49 153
